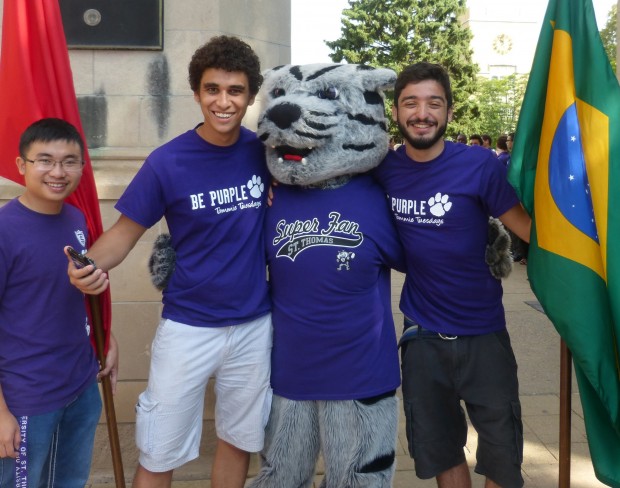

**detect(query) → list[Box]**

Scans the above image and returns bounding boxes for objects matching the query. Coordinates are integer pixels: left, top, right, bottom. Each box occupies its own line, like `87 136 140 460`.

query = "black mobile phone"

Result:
67 246 96 270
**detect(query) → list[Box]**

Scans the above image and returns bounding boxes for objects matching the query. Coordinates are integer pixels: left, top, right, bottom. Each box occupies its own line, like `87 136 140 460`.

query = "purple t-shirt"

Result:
116 126 270 327
0 199 98 416
497 151 511 167
374 142 520 336
266 174 404 400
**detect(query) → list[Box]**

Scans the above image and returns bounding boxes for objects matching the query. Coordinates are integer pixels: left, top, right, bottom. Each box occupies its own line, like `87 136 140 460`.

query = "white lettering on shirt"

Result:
391 197 426 215
190 193 206 209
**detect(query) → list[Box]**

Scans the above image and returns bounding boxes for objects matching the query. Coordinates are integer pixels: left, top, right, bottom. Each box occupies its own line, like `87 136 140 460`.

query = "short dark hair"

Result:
188 35 262 96
394 62 453 108
469 134 483 145
19 118 84 158
482 134 492 144
496 134 508 151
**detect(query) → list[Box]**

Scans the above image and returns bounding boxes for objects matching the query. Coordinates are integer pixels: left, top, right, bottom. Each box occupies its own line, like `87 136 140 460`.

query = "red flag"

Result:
0 0 111 355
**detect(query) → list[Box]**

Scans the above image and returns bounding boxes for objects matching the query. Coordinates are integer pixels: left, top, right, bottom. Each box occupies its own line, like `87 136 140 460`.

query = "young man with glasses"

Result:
507 133 515 152
0 118 118 487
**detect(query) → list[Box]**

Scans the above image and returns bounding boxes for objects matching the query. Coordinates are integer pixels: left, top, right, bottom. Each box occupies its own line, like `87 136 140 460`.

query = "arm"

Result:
498 203 531 243
97 332 119 395
65 215 147 295
0 385 20 459
267 178 279 207
382 223 407 274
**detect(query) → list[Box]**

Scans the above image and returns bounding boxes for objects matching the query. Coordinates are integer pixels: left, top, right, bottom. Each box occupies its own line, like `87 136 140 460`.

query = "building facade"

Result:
464 0 547 78
465 0 618 79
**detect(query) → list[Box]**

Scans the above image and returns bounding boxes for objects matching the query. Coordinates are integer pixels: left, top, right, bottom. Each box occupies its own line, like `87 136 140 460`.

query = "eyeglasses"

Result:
24 158 85 172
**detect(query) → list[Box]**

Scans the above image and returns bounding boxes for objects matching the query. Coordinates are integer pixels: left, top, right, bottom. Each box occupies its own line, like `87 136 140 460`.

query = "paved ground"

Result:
88 264 606 487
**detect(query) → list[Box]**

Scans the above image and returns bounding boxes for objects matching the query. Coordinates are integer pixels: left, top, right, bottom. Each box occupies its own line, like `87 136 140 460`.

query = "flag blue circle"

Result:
548 103 598 243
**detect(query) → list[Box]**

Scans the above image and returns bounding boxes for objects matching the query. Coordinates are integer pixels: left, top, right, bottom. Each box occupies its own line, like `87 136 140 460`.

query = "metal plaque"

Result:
59 0 163 50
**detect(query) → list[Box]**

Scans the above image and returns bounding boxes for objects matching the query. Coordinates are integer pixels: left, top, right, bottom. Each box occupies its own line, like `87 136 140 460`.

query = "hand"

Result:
0 409 20 459
98 333 119 395
64 246 109 295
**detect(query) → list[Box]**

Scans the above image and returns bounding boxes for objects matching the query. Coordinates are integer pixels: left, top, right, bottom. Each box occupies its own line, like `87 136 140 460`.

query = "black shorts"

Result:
400 323 524 488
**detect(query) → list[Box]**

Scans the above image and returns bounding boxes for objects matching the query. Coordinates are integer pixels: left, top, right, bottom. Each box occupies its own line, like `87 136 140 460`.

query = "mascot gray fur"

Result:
250 63 402 488
147 63 512 488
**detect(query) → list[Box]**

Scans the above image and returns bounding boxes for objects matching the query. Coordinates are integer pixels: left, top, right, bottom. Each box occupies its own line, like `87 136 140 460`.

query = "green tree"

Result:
599 3 617 73
473 74 528 140
326 0 480 139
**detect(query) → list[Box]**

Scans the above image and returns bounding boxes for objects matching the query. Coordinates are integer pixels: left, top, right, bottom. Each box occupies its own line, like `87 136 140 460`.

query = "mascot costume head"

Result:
257 63 395 187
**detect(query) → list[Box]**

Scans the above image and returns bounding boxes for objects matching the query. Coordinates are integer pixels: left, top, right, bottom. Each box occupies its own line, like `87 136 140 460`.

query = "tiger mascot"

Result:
248 63 404 488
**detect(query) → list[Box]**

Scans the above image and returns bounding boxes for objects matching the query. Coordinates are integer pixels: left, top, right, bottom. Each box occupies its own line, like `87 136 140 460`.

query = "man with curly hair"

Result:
67 36 272 488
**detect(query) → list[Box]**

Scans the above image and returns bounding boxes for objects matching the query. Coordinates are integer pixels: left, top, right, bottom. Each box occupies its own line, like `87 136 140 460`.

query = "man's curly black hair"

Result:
188 35 263 96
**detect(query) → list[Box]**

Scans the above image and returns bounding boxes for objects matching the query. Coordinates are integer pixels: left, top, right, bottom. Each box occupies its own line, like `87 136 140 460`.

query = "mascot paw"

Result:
485 218 512 279
148 233 176 290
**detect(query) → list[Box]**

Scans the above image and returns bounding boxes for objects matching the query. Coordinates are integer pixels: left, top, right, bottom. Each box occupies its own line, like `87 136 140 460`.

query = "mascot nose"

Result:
266 103 302 130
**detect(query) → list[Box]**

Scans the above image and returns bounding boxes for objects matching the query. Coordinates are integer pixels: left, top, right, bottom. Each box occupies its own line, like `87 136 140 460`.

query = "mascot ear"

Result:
485 218 512 279
358 66 397 93
148 233 176 290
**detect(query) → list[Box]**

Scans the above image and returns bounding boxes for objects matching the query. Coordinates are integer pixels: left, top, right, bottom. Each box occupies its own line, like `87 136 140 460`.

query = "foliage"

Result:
599 3 617 73
325 0 479 139
472 74 529 142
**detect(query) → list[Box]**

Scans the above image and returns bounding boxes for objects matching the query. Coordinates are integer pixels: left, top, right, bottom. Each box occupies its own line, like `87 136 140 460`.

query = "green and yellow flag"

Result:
508 0 620 485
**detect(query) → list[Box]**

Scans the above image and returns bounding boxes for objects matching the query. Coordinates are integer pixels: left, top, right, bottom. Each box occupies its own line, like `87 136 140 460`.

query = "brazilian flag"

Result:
508 0 620 485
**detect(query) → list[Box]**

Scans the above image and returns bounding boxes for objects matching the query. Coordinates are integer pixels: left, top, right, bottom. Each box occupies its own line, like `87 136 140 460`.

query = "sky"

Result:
291 0 617 64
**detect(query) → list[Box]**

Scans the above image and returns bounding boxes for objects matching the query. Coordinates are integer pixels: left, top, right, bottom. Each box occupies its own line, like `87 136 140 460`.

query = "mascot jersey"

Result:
116 126 270 327
266 174 404 400
374 142 520 336
0 200 98 415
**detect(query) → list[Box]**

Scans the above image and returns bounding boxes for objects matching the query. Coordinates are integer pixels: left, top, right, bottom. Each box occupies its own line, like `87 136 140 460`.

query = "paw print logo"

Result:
428 192 452 217
247 175 265 199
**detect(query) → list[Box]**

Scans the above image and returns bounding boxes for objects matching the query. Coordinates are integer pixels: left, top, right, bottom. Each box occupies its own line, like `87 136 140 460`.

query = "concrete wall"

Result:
0 0 291 423
69 0 290 150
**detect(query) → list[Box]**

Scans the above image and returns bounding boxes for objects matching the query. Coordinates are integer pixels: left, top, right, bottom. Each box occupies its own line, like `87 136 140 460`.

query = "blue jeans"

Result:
0 381 101 488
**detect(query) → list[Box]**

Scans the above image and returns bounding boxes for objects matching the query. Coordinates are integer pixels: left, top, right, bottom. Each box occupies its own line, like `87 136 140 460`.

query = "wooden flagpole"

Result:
558 340 572 488
89 295 126 488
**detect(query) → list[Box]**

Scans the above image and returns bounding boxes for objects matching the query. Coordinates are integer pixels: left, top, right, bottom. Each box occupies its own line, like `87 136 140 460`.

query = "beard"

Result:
397 118 448 150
